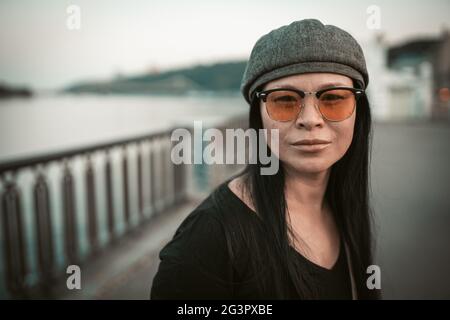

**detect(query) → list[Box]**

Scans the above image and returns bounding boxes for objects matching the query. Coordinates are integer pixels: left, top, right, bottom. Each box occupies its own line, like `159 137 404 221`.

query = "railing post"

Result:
122 145 130 228
85 154 98 255
33 164 56 293
160 137 168 211
149 138 157 216
171 138 186 205
1 173 28 298
137 142 144 221
62 159 78 265
104 149 115 242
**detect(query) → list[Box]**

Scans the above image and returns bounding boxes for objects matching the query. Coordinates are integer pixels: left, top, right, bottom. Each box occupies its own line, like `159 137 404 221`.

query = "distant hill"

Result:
63 60 247 95
0 83 33 98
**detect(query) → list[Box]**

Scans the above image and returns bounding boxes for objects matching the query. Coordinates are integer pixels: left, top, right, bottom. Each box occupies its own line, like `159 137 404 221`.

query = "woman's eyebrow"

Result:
317 82 348 90
270 82 348 91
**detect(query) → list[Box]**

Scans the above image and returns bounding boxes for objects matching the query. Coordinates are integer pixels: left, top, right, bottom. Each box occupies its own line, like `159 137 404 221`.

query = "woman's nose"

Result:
294 95 324 128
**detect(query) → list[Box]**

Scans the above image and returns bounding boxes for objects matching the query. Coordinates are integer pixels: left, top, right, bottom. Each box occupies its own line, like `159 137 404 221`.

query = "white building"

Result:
362 34 434 121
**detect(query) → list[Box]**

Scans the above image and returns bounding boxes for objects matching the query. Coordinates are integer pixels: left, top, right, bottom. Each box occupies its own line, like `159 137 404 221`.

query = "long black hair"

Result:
227 81 380 299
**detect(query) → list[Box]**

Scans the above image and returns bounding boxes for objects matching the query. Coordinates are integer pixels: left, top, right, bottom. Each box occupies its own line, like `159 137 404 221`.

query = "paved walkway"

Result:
370 120 450 299
53 198 204 299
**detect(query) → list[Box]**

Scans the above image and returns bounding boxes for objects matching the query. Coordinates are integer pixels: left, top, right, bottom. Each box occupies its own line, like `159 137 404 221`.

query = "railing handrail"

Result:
0 114 248 174
0 127 173 174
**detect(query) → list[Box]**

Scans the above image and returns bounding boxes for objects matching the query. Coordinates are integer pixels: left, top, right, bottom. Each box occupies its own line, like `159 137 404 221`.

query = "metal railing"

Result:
0 127 186 298
0 115 248 299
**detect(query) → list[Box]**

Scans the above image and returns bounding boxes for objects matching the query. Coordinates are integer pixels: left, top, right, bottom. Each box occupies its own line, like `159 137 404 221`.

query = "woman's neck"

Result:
284 166 331 219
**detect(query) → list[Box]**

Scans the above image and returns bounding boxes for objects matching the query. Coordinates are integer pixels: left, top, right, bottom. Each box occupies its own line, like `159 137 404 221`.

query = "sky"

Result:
0 0 449 90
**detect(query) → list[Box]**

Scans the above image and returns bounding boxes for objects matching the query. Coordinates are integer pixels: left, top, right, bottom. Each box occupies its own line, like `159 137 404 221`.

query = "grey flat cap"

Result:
241 19 369 104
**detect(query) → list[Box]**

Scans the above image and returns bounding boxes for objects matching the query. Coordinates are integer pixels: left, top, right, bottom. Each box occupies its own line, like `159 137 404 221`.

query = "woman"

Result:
151 19 381 300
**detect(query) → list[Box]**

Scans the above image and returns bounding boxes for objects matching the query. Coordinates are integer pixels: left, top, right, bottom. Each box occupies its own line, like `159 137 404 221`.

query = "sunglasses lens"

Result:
266 90 301 121
318 89 356 121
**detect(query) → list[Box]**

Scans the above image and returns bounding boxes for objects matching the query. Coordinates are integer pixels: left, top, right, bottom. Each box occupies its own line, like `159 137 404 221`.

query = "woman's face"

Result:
260 73 356 176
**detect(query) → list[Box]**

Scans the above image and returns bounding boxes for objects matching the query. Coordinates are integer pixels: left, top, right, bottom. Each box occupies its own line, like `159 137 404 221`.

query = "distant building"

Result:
432 29 450 120
362 29 449 121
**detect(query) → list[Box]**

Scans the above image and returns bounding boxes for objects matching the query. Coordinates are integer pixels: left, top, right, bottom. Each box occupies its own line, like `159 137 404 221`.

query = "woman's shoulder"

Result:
182 177 256 227
160 178 260 260
173 180 234 232
151 181 242 299
151 178 266 299
160 180 237 252
226 176 256 213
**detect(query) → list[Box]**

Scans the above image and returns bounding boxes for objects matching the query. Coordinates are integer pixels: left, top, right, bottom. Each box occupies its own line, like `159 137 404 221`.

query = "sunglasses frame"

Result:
254 86 365 122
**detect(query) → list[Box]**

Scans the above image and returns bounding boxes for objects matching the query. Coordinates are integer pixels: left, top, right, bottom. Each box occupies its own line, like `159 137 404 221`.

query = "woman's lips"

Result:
291 142 331 152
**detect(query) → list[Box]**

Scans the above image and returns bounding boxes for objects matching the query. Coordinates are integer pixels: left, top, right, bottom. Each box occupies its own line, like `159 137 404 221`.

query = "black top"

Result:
150 180 352 300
